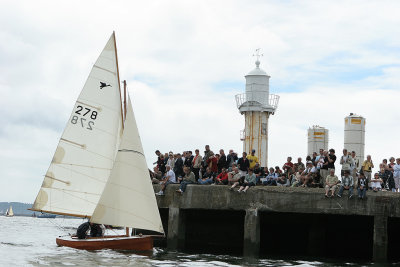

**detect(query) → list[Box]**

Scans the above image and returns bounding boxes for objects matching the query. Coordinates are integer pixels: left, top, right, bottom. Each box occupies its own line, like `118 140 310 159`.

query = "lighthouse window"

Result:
261 123 267 135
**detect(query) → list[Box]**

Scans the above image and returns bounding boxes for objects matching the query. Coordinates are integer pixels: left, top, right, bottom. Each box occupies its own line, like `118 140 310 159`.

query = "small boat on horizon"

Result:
30 32 164 251
6 206 14 217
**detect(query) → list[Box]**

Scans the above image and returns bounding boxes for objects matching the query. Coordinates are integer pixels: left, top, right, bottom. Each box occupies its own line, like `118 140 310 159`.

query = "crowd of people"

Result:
150 146 400 199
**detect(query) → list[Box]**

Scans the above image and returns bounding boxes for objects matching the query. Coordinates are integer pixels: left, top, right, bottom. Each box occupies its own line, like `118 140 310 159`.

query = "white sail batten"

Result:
91 96 164 234
32 33 123 217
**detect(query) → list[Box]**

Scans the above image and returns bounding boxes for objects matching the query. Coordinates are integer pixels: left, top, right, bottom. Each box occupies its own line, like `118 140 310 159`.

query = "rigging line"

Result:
118 149 144 157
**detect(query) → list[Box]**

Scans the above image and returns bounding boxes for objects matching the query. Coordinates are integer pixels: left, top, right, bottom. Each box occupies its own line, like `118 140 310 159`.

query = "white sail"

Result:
32 33 123 217
91 96 164 234
8 206 14 216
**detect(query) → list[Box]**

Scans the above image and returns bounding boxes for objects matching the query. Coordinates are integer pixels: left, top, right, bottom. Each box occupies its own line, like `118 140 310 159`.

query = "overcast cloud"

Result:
1 0 399 203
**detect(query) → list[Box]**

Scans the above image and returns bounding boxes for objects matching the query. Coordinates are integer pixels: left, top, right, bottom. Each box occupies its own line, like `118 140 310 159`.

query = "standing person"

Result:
203 145 214 168
358 172 367 199
325 149 336 185
158 154 166 175
166 153 175 169
340 149 354 177
173 153 184 178
217 149 227 173
192 149 203 181
337 170 354 199
184 151 193 168
237 152 250 177
361 155 374 186
393 158 400 192
247 149 259 169
350 151 359 188
325 169 339 198
207 154 219 174
176 166 196 194
156 165 176 196
227 150 238 170
319 151 329 186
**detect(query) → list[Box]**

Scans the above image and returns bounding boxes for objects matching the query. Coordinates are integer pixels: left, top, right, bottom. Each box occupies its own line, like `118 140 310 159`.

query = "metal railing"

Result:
235 91 280 111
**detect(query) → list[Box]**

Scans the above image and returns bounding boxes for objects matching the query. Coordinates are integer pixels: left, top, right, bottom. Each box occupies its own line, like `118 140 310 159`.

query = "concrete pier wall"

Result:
153 184 400 261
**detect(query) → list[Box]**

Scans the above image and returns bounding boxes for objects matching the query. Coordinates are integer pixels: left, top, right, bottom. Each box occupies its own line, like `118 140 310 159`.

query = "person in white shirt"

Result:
393 158 400 192
156 165 176 196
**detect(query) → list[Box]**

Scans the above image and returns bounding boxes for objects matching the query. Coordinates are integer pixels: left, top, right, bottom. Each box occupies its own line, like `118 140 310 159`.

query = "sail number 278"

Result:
70 105 98 130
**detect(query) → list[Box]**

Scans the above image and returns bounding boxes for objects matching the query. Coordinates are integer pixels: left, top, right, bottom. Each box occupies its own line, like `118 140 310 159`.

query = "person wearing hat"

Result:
247 149 259 169
337 170 354 198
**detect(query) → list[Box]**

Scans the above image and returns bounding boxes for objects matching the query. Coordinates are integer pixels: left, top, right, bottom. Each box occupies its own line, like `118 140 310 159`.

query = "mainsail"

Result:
32 33 123 217
91 96 164 234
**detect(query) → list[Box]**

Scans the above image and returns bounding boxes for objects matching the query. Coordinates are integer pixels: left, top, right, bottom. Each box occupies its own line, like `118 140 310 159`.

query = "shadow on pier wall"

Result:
183 209 245 255
260 212 373 261
388 217 400 261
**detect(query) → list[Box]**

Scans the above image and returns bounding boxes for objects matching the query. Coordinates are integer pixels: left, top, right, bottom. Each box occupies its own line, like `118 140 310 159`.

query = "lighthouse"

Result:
235 50 279 167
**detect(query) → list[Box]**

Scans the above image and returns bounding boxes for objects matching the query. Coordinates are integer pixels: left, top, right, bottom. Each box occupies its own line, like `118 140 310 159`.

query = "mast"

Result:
123 80 127 120
113 31 124 128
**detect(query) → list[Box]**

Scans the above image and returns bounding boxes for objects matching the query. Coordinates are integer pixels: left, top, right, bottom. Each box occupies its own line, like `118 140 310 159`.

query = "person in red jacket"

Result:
215 167 229 185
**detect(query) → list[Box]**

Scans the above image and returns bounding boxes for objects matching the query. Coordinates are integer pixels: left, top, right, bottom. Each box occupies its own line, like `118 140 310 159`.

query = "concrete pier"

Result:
154 184 400 261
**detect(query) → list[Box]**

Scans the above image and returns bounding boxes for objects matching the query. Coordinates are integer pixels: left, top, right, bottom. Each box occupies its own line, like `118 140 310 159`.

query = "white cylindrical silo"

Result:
344 113 365 165
307 126 329 157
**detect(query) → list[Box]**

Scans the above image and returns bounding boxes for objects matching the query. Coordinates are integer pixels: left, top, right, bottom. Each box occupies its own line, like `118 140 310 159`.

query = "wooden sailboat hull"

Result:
56 235 153 251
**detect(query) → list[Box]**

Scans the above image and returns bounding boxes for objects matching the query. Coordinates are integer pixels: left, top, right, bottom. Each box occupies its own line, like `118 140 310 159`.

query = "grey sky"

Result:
1 0 399 202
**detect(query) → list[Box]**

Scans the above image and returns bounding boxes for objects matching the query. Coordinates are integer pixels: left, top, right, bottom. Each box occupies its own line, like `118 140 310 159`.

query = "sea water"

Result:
0 216 383 266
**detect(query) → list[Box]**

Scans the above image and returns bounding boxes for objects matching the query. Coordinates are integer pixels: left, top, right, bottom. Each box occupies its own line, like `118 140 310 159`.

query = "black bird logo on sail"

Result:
100 82 111 89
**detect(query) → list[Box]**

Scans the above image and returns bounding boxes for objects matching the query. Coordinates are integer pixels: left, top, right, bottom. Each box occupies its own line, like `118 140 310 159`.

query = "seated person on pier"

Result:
215 167 229 185
276 172 290 186
150 166 163 184
358 172 367 199
337 170 354 198
324 169 338 197
300 161 316 187
176 166 196 194
262 167 278 186
371 172 383 192
237 168 257 193
156 165 176 196
198 167 214 185
253 163 264 184
228 166 242 185
291 167 303 187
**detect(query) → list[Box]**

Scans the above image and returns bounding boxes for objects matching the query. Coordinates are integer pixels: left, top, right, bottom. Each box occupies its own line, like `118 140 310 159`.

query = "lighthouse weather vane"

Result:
253 48 263 61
